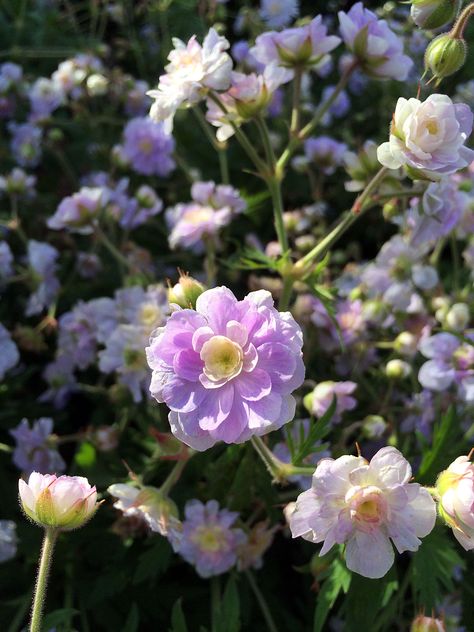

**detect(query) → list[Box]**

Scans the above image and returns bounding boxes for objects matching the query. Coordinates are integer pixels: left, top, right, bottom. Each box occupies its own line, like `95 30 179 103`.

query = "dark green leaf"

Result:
133 538 172 584
215 575 240 632
313 556 351 632
42 608 78 629
170 599 188 632
293 399 336 465
122 603 140 632
417 406 461 484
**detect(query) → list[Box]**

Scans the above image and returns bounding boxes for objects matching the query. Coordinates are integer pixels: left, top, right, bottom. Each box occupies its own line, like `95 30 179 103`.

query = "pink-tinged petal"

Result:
244 391 283 430
289 489 319 540
168 410 216 451
173 348 203 381
199 372 229 389
192 326 215 352
226 320 248 347
198 384 234 431
369 447 412 487
452 527 474 551
242 343 258 372
348 464 373 487
314 455 367 496
209 398 248 443
196 287 238 334
406 485 437 538
345 530 394 579
19 478 35 512
235 369 271 401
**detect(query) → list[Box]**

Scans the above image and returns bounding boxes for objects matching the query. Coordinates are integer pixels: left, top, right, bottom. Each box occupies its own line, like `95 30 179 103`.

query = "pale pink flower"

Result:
436 455 474 550
289 447 436 578
147 29 232 131
19 472 98 530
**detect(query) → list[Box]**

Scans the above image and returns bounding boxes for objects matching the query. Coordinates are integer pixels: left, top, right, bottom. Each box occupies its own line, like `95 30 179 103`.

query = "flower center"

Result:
139 139 153 155
140 303 162 328
192 525 226 552
425 120 439 135
185 206 214 225
347 486 385 531
200 335 243 382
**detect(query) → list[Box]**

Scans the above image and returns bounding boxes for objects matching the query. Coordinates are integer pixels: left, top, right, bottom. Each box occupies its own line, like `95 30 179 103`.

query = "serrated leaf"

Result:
313 556 351 632
412 527 465 611
170 599 188 632
342 569 395 632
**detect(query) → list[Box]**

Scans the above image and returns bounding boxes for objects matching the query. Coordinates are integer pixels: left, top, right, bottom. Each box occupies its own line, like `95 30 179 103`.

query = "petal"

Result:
345 530 394 578
369 447 412 487
235 369 271 401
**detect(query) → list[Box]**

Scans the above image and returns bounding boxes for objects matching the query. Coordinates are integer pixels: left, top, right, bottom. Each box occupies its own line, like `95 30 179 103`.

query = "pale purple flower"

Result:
259 0 299 29
408 180 465 246
40 355 78 408
303 136 348 175
121 117 175 177
147 29 232 131
124 79 150 117
8 122 42 168
10 417 65 476
227 64 292 119
338 3 413 80
0 521 17 563
166 182 245 253
0 167 36 197
377 95 474 181
99 324 150 403
251 16 340 72
25 240 60 316
48 186 106 234
177 500 247 578
400 390 435 439
320 85 350 125
418 333 474 402
289 447 436 578
58 301 101 370
0 241 14 279
29 77 64 119
146 287 305 450
76 252 102 279
0 63 22 119
0 324 19 379
308 381 357 423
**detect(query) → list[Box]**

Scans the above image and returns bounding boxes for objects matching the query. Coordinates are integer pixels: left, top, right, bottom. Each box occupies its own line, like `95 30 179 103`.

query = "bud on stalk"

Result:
411 0 456 30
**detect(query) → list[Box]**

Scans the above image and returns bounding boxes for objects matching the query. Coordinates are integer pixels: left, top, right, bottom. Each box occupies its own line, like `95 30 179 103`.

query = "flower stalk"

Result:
30 527 58 632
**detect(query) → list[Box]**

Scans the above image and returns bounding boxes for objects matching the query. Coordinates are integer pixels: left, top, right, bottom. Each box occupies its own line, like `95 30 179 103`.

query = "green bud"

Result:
424 33 467 82
411 0 456 30
168 273 206 309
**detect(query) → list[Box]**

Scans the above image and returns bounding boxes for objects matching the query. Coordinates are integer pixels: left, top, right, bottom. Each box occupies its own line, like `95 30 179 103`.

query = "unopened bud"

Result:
168 274 206 309
411 0 456 30
86 73 109 96
424 33 467 82
411 615 446 632
385 359 412 379
362 415 387 439
445 302 470 331
382 198 400 220
394 331 418 356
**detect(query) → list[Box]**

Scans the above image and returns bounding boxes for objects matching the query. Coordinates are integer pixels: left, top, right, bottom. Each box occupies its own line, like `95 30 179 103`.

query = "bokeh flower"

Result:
176 499 246 578
0 323 19 380
0 520 17 563
10 418 65 476
121 117 175 177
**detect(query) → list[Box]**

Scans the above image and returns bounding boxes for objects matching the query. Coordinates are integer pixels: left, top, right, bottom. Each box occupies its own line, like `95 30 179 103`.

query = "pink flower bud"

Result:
410 615 446 632
19 472 98 530
436 455 474 550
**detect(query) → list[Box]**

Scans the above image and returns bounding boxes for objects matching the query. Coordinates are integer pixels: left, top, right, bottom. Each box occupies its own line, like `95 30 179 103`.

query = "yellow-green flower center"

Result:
192 525 226 552
200 335 243 382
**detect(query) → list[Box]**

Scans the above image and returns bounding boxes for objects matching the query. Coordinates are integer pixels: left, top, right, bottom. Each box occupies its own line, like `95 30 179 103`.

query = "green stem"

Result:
217 144 230 185
245 570 280 632
279 276 294 312
290 68 303 135
276 61 358 176
96 227 133 273
30 528 58 632
451 2 474 38
297 167 388 272
159 458 189 497
0 442 13 453
204 238 217 286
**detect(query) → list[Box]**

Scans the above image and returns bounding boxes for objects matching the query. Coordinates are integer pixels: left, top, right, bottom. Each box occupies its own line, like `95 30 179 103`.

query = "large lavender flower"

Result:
176 500 247 578
418 333 474 403
8 122 43 168
146 287 305 450
0 521 17 563
10 418 65 476
0 324 19 379
121 117 175 177
26 240 60 316
338 2 413 80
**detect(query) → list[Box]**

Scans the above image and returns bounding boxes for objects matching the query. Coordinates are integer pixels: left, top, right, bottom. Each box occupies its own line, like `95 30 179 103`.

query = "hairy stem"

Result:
30 528 58 632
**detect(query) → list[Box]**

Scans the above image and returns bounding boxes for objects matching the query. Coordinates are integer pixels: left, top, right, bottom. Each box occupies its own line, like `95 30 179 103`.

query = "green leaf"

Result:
122 603 140 632
417 406 460 484
214 575 240 632
42 608 79 629
133 538 172 584
342 569 395 632
412 527 465 611
293 398 336 465
170 599 188 632
313 556 351 632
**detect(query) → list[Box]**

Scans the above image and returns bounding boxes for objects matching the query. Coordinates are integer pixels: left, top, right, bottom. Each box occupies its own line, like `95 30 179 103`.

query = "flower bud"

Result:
445 302 470 331
394 331 418 356
385 359 412 379
436 454 474 550
411 0 456 30
19 472 98 531
168 274 206 309
424 33 467 82
86 73 109 96
410 614 446 632
362 415 387 439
